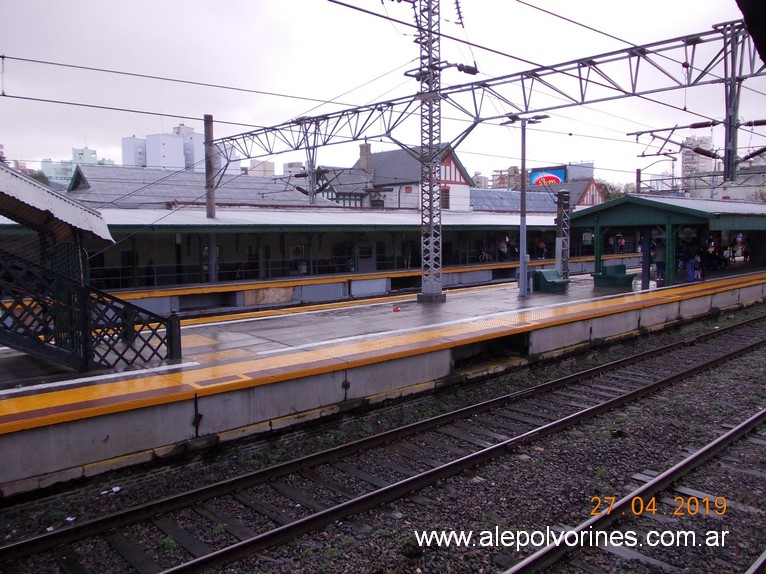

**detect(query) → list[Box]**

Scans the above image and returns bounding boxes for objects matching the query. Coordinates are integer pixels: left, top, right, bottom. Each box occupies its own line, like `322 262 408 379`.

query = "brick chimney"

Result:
359 142 373 172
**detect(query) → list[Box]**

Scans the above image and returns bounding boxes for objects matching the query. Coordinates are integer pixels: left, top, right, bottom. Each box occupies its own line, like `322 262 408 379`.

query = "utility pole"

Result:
204 114 217 282
205 114 215 219
507 114 548 298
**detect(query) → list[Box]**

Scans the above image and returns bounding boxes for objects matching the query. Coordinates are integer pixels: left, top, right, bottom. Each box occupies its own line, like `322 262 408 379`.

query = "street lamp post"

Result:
636 155 677 194
635 155 679 288
508 114 548 298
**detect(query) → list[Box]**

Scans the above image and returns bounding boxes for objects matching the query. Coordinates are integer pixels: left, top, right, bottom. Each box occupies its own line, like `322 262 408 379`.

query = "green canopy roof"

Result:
572 195 766 231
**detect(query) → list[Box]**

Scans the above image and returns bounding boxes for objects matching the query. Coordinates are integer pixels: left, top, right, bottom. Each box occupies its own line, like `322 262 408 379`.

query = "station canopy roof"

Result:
0 162 113 242
96 207 554 234
571 194 766 231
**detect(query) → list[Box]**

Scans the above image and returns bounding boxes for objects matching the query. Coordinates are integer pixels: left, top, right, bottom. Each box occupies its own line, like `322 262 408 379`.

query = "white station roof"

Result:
0 163 113 242
97 207 555 230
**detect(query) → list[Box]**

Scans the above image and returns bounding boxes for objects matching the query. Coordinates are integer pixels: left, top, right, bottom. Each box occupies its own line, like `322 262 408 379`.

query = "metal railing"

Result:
0 248 181 372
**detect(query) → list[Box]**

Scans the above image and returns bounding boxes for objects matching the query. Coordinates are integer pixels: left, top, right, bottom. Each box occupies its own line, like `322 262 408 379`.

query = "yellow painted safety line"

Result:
0 291 597 428
114 255 607 301
2 272 747 415
2 271 764 435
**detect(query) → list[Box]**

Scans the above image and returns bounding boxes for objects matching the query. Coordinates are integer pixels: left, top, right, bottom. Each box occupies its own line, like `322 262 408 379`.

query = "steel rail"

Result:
1 314 765 569
162 329 766 572
504 406 766 574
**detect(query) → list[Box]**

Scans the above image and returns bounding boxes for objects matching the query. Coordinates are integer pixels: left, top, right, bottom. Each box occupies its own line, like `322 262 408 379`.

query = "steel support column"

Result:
416 0 445 303
720 21 746 181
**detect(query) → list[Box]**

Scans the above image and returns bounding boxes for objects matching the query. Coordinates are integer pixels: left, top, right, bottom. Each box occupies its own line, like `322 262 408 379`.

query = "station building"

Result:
25 144 605 291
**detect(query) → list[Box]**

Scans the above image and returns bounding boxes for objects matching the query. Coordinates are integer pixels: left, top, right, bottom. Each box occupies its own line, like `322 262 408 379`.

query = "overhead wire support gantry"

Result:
208 16 765 292
211 17 764 167
211 18 764 164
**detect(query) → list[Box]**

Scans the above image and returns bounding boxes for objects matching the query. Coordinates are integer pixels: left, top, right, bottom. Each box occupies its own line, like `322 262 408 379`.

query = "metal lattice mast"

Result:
556 191 570 279
416 0 445 302
720 21 745 182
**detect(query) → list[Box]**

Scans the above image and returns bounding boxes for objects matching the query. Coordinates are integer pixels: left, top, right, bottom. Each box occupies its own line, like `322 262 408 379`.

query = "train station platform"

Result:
1 265 765 495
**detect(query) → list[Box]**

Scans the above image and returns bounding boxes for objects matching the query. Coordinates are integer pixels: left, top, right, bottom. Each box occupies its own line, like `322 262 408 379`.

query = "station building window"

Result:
336 193 363 208
440 186 450 209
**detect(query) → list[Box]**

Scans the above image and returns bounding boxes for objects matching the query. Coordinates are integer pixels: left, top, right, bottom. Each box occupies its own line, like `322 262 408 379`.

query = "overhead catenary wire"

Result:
2 7 762 189
516 0 766 101
1 55 364 109
0 15 737 155
515 0 766 145
332 0 765 158
5 88 757 191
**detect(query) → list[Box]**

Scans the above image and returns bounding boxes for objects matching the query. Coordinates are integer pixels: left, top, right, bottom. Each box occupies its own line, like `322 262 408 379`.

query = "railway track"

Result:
505 407 766 574
3 314 766 573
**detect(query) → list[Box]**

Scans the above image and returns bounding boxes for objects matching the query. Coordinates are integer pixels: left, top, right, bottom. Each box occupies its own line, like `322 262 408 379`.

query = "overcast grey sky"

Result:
1 0 763 185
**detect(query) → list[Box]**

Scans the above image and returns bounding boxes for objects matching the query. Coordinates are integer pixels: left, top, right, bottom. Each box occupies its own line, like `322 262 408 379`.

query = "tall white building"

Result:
122 124 239 172
122 136 146 168
681 136 716 195
173 124 205 171
245 160 276 176
146 133 186 170
283 161 305 177
472 172 489 189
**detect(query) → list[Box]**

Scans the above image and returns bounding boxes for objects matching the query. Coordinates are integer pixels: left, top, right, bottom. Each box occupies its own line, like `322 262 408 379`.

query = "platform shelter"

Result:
572 195 766 286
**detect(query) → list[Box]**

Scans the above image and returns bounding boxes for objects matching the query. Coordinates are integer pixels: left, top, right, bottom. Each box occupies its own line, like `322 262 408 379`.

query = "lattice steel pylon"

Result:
413 0 445 302
556 191 570 279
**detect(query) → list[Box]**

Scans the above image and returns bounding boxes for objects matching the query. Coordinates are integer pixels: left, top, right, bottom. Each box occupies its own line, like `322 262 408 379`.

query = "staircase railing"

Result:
0 248 181 372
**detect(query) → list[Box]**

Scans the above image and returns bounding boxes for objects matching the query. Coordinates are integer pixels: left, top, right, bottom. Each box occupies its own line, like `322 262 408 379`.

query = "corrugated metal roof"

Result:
470 188 558 212
635 195 766 215
0 162 113 242
322 167 373 196
351 143 473 187
353 147 420 185
67 164 338 209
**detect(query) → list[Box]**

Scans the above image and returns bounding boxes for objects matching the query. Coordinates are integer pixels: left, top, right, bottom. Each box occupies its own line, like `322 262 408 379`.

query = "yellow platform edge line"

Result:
2 273 764 435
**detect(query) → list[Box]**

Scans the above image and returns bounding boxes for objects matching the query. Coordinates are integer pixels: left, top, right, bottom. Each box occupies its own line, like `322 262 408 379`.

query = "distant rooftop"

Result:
67 164 337 209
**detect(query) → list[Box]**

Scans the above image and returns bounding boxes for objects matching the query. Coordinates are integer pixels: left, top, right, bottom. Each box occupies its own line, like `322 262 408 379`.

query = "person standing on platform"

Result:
536 238 547 259
498 236 509 261
742 237 751 262
144 260 155 287
403 243 412 269
653 240 666 285
509 237 519 260
683 241 696 283
693 249 704 281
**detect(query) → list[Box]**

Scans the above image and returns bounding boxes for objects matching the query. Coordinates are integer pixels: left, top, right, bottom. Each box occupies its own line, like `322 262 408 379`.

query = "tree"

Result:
28 170 50 186
622 182 636 194
595 178 625 201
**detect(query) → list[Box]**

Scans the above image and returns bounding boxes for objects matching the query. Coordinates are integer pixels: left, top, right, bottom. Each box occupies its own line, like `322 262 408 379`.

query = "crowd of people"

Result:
674 233 749 283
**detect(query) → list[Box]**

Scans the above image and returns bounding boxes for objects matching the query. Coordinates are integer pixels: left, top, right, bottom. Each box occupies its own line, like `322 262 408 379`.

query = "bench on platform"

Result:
591 264 637 288
533 269 570 292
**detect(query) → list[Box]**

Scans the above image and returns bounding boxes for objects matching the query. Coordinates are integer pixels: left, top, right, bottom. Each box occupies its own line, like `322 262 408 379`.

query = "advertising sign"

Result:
530 167 566 186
